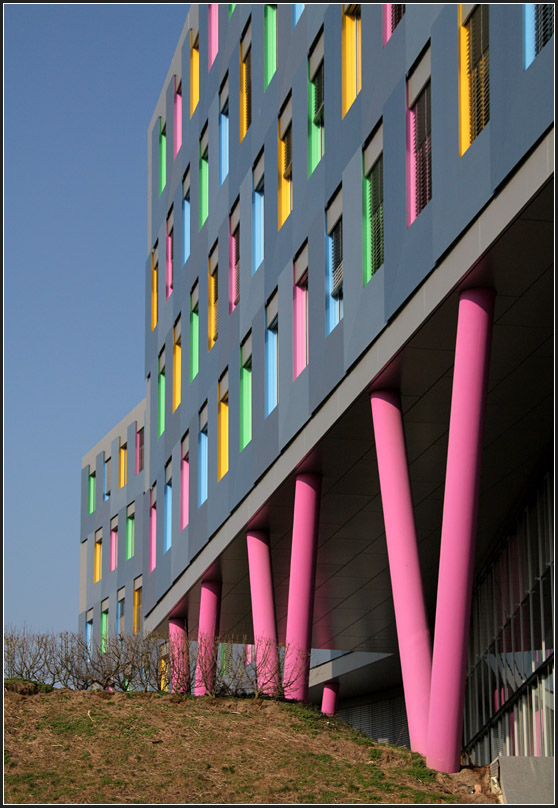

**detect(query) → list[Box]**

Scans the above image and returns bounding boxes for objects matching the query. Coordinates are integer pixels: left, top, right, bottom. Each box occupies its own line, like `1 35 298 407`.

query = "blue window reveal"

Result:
164 470 172 552
292 4 304 27
198 411 208 506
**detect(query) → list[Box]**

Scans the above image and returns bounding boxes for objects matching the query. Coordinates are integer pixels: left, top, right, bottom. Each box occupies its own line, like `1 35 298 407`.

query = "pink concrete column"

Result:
246 530 280 696
194 580 221 696
284 473 322 702
370 390 432 755
321 681 339 716
426 288 495 773
169 617 189 694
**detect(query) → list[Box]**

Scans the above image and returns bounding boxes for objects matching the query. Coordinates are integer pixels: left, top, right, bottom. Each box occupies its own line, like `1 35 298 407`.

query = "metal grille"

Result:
338 695 410 748
467 4 489 143
368 156 384 275
331 220 343 299
391 4 405 31
535 4 554 55
283 125 292 180
313 62 324 126
244 49 252 131
413 82 431 217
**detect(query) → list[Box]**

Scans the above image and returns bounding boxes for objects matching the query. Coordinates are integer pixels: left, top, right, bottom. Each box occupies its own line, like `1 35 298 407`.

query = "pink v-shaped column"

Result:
284 473 322 702
426 288 495 773
194 580 221 696
169 617 189 694
247 530 280 695
370 390 432 755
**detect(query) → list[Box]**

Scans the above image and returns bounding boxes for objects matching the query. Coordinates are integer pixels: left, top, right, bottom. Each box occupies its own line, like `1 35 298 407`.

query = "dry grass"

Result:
4 686 498 804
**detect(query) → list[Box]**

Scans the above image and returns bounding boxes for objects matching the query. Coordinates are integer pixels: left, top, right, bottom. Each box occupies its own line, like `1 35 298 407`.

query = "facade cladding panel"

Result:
81 4 553 772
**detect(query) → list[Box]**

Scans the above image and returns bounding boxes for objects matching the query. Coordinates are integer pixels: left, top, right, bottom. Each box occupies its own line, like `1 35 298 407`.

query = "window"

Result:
86 612 93 651
172 318 181 413
219 75 229 184
293 242 309 379
218 370 229 480
265 290 278 415
240 21 252 141
308 30 325 175
264 5 277 89
326 189 344 333
198 403 209 506
525 4 554 67
363 123 384 284
117 589 125 637
149 484 157 573
100 600 109 654
94 529 103 583
135 426 144 474
158 348 166 438
199 125 209 229
190 281 200 381
208 4 219 70
164 461 172 553
133 577 142 635
88 467 96 514
126 503 135 560
278 94 293 228
407 47 432 225
183 168 191 263
174 76 182 157
342 4 361 117
151 243 158 331
293 4 304 27
103 455 111 501
459 4 489 155
208 243 219 349
110 516 118 573
159 118 167 195
383 4 406 45
229 5 236 19
119 439 127 488
229 200 240 313
181 433 189 530
240 333 252 450
190 27 200 117
166 207 174 299
252 151 264 272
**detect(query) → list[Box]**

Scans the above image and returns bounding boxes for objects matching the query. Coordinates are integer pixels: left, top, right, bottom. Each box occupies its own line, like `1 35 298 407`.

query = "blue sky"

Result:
5 4 189 633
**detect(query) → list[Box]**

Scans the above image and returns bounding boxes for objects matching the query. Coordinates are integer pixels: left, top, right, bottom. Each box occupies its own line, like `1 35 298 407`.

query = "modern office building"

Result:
80 4 554 773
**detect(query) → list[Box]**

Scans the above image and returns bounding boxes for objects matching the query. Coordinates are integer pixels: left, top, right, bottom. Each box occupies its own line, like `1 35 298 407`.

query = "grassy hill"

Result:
4 683 497 804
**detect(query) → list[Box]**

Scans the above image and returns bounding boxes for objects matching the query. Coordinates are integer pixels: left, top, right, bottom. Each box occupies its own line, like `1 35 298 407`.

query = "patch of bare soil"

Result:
4 687 498 804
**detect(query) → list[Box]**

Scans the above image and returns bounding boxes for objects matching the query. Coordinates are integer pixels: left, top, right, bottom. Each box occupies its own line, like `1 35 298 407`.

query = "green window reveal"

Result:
264 6 277 89
100 606 108 654
363 123 384 285
308 31 325 176
159 118 167 196
126 504 135 560
158 348 166 438
240 333 252 451
88 470 96 515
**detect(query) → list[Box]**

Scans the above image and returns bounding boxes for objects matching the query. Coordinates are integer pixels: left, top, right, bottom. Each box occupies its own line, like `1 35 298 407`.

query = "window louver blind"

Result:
413 82 432 217
467 4 489 143
233 230 240 304
331 220 343 299
391 5 405 31
245 49 252 131
313 63 324 125
283 125 293 180
212 271 219 340
369 156 384 275
535 4 554 55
